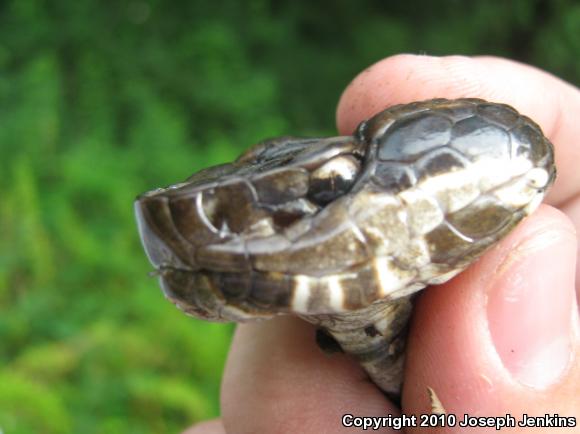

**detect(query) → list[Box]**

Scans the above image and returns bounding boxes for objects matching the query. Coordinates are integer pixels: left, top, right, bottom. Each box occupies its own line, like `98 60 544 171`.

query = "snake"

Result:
134 98 555 399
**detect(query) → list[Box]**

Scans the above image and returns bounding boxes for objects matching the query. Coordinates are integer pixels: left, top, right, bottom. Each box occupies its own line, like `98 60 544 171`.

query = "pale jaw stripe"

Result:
291 275 312 313
414 157 533 214
523 191 545 215
327 275 345 311
290 274 354 314
476 156 533 190
414 167 480 214
373 257 413 297
492 176 539 208
398 188 444 236
220 304 276 321
424 157 531 193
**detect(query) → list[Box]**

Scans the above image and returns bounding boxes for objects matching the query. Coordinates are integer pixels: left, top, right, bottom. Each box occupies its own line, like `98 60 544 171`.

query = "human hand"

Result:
186 55 580 434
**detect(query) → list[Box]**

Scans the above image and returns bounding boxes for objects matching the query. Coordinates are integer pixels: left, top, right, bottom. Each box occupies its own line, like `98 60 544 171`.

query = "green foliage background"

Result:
0 1 578 432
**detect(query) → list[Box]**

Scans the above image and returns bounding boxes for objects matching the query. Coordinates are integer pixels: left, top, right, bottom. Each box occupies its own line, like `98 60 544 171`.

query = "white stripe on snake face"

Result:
291 275 311 313
414 169 480 214
523 191 545 215
415 158 534 211
327 276 345 311
476 157 533 190
397 188 444 235
373 257 413 297
491 175 542 208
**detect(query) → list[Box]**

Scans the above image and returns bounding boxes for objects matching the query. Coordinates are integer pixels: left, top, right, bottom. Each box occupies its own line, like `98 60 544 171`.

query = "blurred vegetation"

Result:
0 0 578 432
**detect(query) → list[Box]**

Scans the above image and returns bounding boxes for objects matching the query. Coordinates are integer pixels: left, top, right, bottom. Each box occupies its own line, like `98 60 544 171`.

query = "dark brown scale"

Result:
446 196 513 239
169 195 222 246
371 162 416 192
377 114 453 162
511 122 551 164
211 270 293 310
476 102 520 128
450 115 511 160
252 168 310 204
424 222 472 264
199 179 265 234
414 148 468 181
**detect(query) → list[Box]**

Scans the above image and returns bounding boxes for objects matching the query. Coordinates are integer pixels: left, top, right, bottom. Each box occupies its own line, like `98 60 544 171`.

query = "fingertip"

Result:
336 54 571 135
487 208 577 390
336 53 430 135
336 54 490 135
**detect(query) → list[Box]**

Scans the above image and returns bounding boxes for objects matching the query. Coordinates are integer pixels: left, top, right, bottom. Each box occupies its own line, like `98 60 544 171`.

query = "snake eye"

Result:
307 155 361 205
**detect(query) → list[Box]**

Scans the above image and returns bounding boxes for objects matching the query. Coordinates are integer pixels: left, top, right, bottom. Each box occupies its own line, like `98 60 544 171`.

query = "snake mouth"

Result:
155 265 287 322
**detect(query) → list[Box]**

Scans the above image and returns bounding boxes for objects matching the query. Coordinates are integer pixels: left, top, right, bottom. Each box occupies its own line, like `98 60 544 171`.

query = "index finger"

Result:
336 54 580 207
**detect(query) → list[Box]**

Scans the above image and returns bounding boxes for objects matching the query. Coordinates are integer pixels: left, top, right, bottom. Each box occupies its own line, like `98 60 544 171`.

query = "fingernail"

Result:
487 225 577 389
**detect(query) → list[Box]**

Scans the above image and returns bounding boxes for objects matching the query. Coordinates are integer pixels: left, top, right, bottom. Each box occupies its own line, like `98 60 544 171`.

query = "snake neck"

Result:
301 294 416 398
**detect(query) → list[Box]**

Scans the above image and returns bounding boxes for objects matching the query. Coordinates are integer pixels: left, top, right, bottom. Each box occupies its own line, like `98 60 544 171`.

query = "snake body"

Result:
135 98 555 397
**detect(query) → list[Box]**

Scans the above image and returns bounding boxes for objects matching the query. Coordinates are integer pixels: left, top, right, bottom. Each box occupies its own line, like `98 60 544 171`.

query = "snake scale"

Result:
135 98 555 399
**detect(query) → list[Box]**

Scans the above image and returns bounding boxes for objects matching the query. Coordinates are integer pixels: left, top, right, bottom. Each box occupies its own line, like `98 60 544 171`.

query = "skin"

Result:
185 55 580 434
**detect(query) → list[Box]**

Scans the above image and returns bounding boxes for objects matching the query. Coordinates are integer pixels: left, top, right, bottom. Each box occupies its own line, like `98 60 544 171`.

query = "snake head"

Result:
135 99 555 322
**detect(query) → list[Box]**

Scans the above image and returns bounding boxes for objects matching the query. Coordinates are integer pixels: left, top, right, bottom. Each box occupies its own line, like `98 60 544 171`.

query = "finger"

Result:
221 316 401 434
183 419 226 434
336 54 580 207
561 192 580 298
404 205 580 432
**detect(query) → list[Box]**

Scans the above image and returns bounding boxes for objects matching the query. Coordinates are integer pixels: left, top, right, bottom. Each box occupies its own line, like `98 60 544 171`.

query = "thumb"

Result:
403 205 579 431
